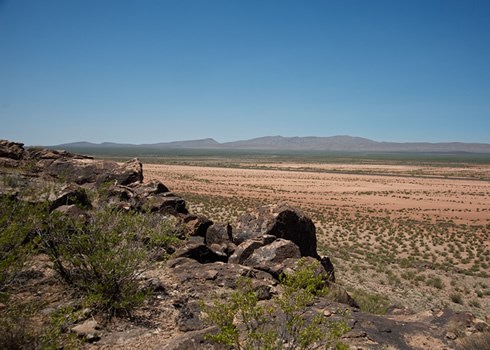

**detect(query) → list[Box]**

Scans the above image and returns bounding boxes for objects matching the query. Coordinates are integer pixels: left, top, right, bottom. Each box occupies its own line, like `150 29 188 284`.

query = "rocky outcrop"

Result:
173 203 336 286
40 157 143 185
234 203 318 258
0 140 25 160
0 140 188 216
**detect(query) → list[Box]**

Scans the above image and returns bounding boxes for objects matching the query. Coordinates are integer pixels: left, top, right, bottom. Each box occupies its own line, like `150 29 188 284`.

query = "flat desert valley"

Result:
145 160 490 315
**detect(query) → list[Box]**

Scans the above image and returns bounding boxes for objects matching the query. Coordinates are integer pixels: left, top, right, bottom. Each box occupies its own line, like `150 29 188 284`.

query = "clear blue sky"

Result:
1 0 489 145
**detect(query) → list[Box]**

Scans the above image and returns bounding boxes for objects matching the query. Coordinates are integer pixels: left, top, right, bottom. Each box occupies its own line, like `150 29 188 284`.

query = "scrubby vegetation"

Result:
0 182 183 347
202 258 350 350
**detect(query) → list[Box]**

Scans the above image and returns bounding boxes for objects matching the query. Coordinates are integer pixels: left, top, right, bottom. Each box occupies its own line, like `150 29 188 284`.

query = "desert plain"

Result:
145 159 490 316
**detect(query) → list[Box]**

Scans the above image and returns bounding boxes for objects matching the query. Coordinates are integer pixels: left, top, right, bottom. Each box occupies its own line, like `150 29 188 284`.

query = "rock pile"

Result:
0 140 188 216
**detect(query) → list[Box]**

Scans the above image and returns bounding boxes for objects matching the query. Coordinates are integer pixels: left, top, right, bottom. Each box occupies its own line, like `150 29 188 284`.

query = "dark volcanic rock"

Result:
176 302 206 332
320 256 335 282
169 257 277 290
26 148 92 161
130 180 169 197
0 140 25 160
205 223 235 256
144 194 188 215
41 157 143 186
205 224 232 246
183 214 213 237
49 185 91 212
172 237 227 264
228 239 267 265
242 238 301 273
235 203 318 258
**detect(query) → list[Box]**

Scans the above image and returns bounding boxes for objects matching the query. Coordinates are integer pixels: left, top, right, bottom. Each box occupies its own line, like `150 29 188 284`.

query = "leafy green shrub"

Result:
41 306 83 350
40 208 155 317
202 258 350 349
426 276 444 289
350 288 390 315
0 196 44 297
450 293 463 304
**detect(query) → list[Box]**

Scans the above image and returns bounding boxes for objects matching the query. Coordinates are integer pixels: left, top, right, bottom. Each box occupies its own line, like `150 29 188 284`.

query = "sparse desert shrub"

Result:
450 293 463 305
0 301 41 350
40 208 154 318
426 276 444 289
41 306 83 350
0 196 44 297
459 332 490 350
202 258 350 349
350 289 390 315
468 299 480 308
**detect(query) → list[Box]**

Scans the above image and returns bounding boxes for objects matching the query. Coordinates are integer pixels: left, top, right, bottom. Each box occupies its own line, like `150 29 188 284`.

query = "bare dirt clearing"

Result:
146 162 490 317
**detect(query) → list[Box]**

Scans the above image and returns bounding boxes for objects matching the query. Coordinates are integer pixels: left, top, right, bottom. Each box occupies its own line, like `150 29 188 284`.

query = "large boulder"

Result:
235 203 318 258
40 157 143 186
142 193 188 215
172 237 227 264
48 185 91 212
241 239 301 273
228 235 276 265
182 214 213 237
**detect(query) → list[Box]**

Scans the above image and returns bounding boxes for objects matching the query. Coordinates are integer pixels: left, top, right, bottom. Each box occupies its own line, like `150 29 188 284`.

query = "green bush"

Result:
41 306 83 350
202 258 350 350
426 276 444 289
450 293 463 304
41 208 154 318
350 288 390 315
0 196 44 297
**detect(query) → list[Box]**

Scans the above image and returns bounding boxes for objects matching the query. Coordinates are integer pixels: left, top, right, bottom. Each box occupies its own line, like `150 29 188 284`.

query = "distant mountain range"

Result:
53 135 490 153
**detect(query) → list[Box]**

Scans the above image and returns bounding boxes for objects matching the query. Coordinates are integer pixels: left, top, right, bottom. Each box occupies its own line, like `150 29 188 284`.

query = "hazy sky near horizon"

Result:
1 0 490 145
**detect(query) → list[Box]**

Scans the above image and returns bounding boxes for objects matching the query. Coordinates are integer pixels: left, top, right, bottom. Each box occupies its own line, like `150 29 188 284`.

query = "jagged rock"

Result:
172 237 227 263
176 302 205 332
205 224 235 256
228 239 264 265
26 148 92 161
183 214 214 237
108 158 143 185
107 185 134 202
205 223 232 246
41 157 143 186
0 140 25 160
144 194 188 215
320 256 335 282
235 203 318 258
49 185 91 211
130 180 169 196
228 236 274 265
242 238 301 273
169 257 277 291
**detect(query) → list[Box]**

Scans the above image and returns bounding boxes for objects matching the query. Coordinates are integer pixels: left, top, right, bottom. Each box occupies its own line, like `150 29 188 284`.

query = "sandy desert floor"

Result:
145 162 490 317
